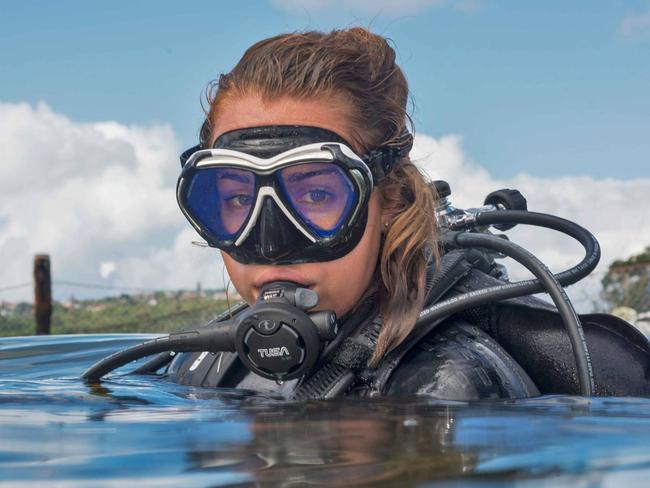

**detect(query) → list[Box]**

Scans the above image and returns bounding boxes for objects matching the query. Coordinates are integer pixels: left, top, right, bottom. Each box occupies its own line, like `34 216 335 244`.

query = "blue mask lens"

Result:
185 167 256 241
184 162 358 242
277 163 357 237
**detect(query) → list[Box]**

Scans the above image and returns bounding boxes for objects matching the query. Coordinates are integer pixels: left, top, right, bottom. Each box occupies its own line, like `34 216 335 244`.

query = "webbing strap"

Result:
291 364 354 400
290 314 381 400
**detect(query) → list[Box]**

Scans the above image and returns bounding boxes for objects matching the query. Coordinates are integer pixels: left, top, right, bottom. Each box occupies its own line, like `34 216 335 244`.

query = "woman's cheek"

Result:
313 195 383 317
221 252 256 304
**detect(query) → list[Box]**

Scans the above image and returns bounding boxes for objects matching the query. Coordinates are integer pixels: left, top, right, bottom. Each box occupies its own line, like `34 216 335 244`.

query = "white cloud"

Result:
619 3 650 42
0 102 226 302
270 0 480 15
1 102 648 314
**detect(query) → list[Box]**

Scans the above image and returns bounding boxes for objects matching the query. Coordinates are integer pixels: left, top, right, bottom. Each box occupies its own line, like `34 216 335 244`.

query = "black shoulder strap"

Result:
363 250 477 396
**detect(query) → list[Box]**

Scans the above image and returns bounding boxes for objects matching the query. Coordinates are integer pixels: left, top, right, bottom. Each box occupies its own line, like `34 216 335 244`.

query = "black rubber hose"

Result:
82 321 236 382
131 351 176 375
469 210 601 288
82 337 176 382
418 231 594 396
426 210 602 314
129 302 250 375
458 232 594 395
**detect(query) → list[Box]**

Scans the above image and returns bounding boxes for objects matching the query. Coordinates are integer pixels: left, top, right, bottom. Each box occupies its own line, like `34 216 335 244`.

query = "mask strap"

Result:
180 128 415 177
179 144 202 168
363 130 414 184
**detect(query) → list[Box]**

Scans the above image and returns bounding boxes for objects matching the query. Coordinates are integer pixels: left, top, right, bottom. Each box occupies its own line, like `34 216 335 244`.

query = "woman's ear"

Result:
380 212 393 232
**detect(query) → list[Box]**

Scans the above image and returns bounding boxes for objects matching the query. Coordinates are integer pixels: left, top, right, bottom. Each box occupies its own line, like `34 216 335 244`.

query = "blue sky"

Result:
1 0 649 179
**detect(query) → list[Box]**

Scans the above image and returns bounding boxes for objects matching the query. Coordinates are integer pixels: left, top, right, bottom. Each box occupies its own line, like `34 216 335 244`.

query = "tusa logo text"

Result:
257 346 290 358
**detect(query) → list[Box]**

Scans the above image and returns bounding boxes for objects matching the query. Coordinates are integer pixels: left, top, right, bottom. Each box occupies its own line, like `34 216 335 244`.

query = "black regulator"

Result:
234 282 337 380
82 281 337 383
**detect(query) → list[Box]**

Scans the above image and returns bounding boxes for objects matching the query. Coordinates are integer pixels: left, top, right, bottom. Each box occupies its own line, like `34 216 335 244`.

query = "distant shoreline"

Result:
0 290 238 337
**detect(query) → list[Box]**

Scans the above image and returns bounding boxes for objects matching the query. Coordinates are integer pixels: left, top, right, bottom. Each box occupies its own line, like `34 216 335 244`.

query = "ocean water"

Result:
1 334 650 487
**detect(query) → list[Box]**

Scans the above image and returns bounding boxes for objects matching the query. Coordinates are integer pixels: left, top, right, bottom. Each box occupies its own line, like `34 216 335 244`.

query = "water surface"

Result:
1 334 650 487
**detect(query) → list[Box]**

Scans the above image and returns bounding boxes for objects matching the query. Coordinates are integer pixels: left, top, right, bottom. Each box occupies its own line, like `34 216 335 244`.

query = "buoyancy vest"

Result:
456 269 650 396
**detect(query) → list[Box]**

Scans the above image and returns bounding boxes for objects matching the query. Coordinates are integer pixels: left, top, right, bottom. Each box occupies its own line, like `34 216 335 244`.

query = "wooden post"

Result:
34 254 52 335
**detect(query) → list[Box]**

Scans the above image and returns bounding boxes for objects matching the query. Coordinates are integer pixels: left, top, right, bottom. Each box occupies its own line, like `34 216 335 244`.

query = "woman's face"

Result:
212 92 384 318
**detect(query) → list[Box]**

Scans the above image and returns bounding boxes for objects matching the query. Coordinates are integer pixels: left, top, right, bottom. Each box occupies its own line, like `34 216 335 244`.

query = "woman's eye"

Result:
301 189 332 204
225 194 254 208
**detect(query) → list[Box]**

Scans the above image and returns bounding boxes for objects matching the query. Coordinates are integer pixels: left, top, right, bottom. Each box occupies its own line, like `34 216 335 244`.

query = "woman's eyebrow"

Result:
286 167 337 182
217 171 253 183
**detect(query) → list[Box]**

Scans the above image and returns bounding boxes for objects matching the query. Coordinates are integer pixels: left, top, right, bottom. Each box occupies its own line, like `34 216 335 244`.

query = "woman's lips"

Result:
253 269 315 289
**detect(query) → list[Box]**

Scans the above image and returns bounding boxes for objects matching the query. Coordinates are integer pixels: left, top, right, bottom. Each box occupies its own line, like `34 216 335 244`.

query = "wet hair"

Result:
201 27 439 364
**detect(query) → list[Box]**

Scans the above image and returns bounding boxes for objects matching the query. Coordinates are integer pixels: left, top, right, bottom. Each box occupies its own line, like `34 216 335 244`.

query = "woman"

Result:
170 28 650 399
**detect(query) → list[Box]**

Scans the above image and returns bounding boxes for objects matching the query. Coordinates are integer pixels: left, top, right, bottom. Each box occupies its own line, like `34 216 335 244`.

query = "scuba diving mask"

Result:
177 126 412 264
